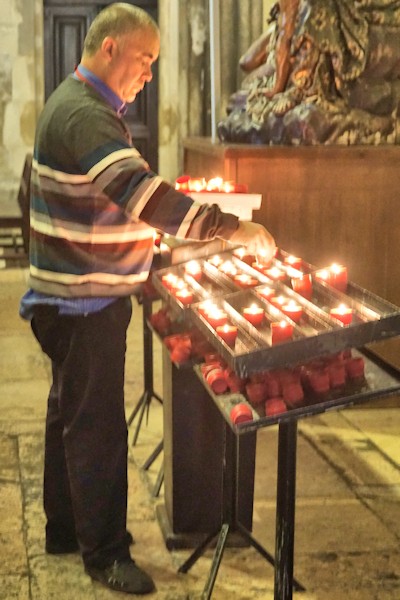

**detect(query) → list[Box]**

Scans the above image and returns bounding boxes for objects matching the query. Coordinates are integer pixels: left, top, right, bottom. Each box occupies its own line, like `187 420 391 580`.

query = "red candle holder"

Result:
330 264 348 293
270 295 288 309
216 324 238 346
233 274 259 288
175 288 194 306
257 286 275 301
282 301 303 323
184 260 202 281
233 248 254 265
314 269 331 286
206 310 228 329
230 403 253 425
161 273 178 289
271 321 293 345
291 273 313 300
242 304 265 327
330 304 353 325
265 267 286 282
284 255 302 270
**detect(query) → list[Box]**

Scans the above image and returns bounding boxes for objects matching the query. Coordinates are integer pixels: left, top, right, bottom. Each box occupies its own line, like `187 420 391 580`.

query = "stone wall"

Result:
0 0 43 207
0 0 263 202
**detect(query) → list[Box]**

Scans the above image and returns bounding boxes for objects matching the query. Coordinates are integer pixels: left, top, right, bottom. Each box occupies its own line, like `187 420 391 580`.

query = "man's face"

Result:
108 28 160 103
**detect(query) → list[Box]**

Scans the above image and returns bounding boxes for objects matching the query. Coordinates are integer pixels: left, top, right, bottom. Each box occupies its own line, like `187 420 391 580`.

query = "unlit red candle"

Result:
216 324 238 346
330 304 353 325
271 321 294 345
291 273 312 300
242 304 265 327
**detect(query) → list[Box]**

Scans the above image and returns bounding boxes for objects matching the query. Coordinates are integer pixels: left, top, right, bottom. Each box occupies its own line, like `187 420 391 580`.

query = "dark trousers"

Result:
31 297 133 568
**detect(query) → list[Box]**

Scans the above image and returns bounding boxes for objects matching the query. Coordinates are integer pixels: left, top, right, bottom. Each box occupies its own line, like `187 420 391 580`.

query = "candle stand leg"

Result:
127 295 163 446
142 440 164 497
274 420 306 599
178 426 276 599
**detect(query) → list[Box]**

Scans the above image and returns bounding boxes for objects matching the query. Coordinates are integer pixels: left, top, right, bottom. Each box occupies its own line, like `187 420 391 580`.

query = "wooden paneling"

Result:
184 138 400 380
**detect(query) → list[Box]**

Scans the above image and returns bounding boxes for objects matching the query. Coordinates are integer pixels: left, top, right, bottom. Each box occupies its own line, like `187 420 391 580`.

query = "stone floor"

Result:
1 266 400 600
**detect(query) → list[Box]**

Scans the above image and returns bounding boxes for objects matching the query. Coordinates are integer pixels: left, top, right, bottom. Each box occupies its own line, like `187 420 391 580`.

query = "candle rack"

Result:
152 248 400 377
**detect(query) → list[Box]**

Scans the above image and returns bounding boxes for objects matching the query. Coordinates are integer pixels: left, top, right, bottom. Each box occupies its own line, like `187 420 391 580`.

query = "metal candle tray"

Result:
152 249 400 377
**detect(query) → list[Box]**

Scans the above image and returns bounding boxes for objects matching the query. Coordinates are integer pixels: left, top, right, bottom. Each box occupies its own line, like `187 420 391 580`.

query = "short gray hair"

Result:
83 3 159 55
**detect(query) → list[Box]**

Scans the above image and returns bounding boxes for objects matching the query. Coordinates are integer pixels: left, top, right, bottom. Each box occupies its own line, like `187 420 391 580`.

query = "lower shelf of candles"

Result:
192 346 400 432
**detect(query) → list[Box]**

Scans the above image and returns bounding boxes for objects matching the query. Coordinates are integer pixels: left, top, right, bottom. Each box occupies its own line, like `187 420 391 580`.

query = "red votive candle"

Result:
252 261 268 273
270 295 288 309
205 367 228 395
208 255 224 268
291 273 313 300
175 288 194 305
314 268 331 286
234 274 259 288
216 324 238 346
161 273 178 289
205 309 228 329
233 248 254 264
184 260 202 281
219 260 238 277
265 267 286 281
265 398 287 416
230 403 253 425
330 304 353 325
242 304 265 327
271 321 293 345
330 263 348 293
282 300 303 323
257 286 275 301
284 255 302 270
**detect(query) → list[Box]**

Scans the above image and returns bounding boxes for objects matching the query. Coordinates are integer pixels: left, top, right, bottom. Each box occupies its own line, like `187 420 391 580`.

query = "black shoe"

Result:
86 558 155 595
45 538 79 554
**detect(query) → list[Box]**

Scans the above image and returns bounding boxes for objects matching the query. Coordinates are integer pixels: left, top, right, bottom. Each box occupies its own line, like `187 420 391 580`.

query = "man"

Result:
20 3 276 595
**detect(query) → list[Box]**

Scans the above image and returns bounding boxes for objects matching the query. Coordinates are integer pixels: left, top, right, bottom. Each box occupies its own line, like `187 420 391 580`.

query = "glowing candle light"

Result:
271 321 294 345
242 304 265 327
216 324 238 346
175 288 194 305
330 304 353 325
184 260 202 281
282 300 303 323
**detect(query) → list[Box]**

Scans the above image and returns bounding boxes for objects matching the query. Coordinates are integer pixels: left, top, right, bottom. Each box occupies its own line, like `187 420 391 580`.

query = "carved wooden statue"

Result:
218 0 400 145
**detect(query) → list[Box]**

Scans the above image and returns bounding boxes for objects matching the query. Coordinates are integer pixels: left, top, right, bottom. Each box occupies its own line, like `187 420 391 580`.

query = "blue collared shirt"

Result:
20 65 127 321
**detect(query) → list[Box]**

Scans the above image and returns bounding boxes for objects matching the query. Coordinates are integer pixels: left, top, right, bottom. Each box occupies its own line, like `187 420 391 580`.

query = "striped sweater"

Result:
29 75 238 298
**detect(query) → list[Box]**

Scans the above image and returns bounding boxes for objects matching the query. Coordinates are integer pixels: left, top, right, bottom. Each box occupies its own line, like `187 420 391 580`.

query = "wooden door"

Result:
43 0 159 171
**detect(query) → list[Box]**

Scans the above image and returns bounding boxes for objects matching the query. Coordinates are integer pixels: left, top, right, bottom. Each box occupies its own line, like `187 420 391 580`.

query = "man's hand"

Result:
229 221 277 263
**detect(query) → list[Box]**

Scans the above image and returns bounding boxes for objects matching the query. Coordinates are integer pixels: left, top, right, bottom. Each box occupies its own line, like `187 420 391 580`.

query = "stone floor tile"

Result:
0 334 48 383
0 575 30 600
29 554 94 600
0 380 48 423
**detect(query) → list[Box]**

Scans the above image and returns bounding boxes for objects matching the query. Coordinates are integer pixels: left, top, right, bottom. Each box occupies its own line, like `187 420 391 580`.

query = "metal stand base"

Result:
142 440 164 497
127 294 163 447
177 422 305 600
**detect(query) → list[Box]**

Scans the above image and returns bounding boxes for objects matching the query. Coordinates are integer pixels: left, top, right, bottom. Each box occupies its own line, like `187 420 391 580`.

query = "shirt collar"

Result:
73 64 127 117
